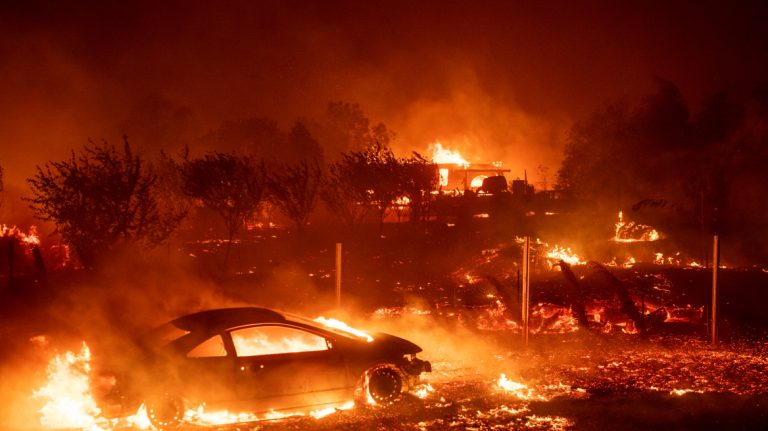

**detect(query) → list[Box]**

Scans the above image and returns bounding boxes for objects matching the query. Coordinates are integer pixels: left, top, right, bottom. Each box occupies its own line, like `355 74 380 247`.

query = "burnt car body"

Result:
104 307 430 427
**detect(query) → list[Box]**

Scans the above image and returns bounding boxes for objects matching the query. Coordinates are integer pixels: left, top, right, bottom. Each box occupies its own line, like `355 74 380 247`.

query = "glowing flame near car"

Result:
415 383 434 399
32 343 110 431
33 341 362 429
314 317 374 342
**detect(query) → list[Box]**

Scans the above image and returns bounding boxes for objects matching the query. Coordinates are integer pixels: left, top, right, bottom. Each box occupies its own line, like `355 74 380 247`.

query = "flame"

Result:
429 142 469 167
613 211 662 242
414 383 434 399
545 245 585 267
125 405 151 429
32 340 358 430
470 175 486 188
313 317 374 342
497 374 536 399
1 224 41 246
394 195 410 206
32 343 111 431
179 400 354 426
669 388 704 396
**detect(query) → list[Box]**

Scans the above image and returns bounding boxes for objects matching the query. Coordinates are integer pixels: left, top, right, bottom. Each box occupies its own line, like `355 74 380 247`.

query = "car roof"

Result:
170 307 288 332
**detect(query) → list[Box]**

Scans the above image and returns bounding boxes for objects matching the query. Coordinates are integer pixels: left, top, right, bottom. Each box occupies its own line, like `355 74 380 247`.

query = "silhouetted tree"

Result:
148 149 194 249
263 159 322 232
182 151 263 263
121 93 200 153
321 170 369 227
318 101 394 156
556 79 693 210
322 142 399 231
26 139 183 267
396 153 437 223
286 121 324 165
556 79 768 262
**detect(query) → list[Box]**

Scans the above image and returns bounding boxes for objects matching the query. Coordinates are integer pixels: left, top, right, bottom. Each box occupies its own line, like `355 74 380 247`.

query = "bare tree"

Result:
26 138 184 267
182 151 263 264
264 159 322 232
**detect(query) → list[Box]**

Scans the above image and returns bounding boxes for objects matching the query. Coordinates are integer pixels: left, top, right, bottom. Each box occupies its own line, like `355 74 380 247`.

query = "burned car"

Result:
102 307 431 427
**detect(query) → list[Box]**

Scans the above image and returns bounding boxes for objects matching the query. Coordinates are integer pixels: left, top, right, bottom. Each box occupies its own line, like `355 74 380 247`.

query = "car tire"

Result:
146 393 184 429
362 365 403 405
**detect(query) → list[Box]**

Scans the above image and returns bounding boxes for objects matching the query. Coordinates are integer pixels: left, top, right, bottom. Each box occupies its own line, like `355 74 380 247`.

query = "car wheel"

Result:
146 393 184 429
363 365 403 405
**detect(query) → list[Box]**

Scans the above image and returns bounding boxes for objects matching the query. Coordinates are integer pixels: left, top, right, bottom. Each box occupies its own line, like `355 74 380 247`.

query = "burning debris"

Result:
613 211 662 243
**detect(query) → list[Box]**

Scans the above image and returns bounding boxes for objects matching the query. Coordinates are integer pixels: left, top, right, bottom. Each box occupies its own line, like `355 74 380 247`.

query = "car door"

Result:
228 325 350 410
176 333 238 404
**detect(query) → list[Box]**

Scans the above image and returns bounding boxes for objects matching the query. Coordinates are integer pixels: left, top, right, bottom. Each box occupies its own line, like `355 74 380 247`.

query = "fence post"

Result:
711 235 719 345
335 242 342 308
521 236 530 345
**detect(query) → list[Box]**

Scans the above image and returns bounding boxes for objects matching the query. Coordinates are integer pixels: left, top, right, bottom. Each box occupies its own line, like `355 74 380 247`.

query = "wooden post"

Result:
335 243 342 308
521 236 530 345
711 235 720 345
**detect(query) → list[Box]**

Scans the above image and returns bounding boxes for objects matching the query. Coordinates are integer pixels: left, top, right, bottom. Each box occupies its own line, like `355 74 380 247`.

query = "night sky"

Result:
1 0 767 188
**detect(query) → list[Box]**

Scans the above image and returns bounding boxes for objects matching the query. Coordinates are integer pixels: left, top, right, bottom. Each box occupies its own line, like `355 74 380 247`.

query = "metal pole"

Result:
522 236 530 345
711 235 719 345
335 243 342 308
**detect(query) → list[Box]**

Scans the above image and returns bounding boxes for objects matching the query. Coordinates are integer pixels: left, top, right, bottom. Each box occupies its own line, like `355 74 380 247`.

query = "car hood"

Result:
368 332 422 355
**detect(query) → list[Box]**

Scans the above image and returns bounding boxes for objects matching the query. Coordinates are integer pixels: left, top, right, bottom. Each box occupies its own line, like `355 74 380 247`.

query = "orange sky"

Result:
1 0 766 188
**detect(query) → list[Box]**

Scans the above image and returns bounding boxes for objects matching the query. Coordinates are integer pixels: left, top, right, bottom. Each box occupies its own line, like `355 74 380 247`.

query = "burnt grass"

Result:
2 220 768 430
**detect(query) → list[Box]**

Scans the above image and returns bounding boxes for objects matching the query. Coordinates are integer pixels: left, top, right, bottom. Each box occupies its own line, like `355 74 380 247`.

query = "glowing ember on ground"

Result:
415 383 435 399
545 245 585 267
179 400 355 425
313 317 374 342
497 374 537 399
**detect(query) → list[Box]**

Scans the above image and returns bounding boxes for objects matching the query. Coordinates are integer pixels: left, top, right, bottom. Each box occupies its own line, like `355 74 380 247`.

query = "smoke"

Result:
3 0 767 193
